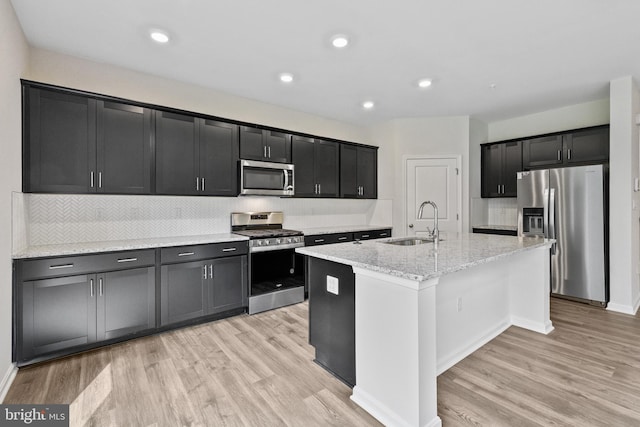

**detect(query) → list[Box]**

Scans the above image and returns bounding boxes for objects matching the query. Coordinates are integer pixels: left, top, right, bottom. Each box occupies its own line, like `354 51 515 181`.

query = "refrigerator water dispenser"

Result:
522 207 544 236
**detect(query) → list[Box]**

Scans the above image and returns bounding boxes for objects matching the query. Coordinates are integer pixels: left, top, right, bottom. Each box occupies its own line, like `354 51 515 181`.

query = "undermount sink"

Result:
383 237 443 246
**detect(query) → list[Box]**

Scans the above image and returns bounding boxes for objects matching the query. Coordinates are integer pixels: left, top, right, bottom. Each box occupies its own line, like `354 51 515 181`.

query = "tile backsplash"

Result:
13 193 392 251
487 198 517 226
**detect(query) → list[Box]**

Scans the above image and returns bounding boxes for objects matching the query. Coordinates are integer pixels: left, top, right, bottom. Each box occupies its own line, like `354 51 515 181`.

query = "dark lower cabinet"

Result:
17 256 155 365
161 260 208 325
21 274 96 360
160 244 248 327
99 267 156 340
307 257 355 386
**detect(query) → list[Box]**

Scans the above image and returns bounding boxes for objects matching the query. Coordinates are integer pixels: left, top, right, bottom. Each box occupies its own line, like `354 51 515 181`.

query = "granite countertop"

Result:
298 225 392 236
13 233 249 259
472 225 518 231
296 232 552 282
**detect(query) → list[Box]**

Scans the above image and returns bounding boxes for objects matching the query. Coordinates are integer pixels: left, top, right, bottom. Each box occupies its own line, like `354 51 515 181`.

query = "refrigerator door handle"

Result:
543 188 549 238
549 188 557 254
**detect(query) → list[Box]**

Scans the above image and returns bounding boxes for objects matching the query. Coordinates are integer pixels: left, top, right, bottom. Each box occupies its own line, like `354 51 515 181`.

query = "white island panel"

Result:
297 233 554 427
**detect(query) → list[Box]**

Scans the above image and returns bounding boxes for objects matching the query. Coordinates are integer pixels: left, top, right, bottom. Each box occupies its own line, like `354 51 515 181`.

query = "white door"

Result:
406 157 461 236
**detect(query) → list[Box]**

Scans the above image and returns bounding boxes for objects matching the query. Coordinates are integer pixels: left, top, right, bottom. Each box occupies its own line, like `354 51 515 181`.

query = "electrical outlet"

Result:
327 275 339 295
457 297 462 312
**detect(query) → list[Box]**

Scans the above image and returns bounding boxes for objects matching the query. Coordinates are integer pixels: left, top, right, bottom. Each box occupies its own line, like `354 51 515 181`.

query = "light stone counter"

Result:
298 232 554 427
296 232 549 282
298 225 392 236
13 233 248 259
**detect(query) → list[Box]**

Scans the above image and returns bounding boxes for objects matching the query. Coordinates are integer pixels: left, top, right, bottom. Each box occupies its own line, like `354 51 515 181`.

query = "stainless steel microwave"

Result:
240 160 294 196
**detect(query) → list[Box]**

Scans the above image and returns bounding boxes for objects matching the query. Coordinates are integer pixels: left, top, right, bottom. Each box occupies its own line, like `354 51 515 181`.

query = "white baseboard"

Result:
0 363 17 403
607 302 638 315
351 386 443 427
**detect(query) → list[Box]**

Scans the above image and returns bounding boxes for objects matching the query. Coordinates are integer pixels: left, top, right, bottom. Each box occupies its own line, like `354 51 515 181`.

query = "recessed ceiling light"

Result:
489 83 497 89
279 73 294 83
150 30 169 43
362 101 375 110
418 79 432 89
331 35 349 49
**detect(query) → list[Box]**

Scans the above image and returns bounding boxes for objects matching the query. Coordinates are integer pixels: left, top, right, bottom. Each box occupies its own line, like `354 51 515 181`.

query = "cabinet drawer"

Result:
304 233 353 246
161 241 248 264
354 229 391 240
20 249 156 281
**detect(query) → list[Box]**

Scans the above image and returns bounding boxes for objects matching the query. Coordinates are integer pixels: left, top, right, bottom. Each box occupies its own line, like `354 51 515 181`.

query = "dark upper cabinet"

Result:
340 144 377 199
24 87 96 193
156 112 239 196
199 119 239 196
522 125 609 169
522 135 563 169
564 126 609 165
481 141 522 198
292 136 339 198
97 101 152 194
155 111 199 195
23 85 152 194
240 126 291 163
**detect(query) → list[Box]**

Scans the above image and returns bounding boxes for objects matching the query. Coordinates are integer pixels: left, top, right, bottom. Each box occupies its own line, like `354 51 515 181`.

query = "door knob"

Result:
409 224 414 228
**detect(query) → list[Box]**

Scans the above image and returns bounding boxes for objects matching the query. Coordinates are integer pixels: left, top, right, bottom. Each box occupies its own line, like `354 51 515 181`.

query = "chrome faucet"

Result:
417 200 439 247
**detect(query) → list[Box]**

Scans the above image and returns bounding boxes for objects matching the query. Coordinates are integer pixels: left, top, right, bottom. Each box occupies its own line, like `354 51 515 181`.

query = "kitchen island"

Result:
297 233 554 427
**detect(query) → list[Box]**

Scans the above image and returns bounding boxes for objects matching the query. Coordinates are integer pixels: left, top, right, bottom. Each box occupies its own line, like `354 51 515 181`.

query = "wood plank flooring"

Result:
5 298 640 426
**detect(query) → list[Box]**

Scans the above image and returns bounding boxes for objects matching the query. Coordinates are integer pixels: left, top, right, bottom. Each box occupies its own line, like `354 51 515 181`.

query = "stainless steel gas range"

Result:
231 212 305 314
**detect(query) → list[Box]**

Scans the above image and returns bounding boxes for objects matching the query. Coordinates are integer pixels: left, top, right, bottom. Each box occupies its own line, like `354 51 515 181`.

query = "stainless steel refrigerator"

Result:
517 164 608 306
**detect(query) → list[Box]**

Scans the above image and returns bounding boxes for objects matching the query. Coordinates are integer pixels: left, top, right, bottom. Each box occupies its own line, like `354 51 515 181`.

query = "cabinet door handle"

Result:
49 263 74 270
222 247 237 252
268 146 271 158
90 279 94 297
98 172 102 188
314 238 325 243
90 171 95 188
99 278 103 296
338 236 348 241
178 252 195 257
201 178 205 192
497 185 501 194
557 150 562 161
568 149 572 160
318 183 321 194
264 146 267 158
196 177 200 191
117 257 138 263
209 264 213 279
203 265 207 280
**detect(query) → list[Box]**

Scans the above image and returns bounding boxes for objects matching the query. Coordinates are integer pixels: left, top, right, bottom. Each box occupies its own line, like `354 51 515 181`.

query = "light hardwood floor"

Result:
5 298 640 426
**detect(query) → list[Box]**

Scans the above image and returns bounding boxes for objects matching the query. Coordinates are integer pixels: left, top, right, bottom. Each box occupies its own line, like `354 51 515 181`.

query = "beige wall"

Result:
370 116 471 235
488 98 610 142
27 48 369 145
608 76 640 314
0 0 29 399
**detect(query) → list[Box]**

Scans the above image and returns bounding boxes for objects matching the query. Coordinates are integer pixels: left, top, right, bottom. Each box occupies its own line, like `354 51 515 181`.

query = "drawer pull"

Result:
314 239 325 243
178 252 195 257
117 257 138 263
338 237 348 241
380 233 388 237
49 263 74 270
222 248 237 252
361 234 370 238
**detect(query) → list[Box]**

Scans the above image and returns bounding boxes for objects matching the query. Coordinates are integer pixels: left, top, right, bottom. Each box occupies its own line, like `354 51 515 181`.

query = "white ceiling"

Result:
10 0 640 126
